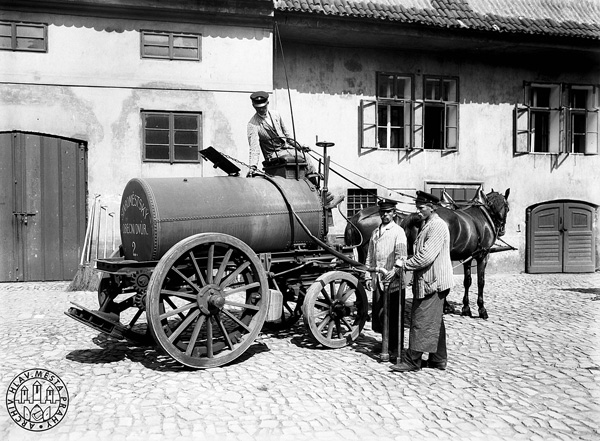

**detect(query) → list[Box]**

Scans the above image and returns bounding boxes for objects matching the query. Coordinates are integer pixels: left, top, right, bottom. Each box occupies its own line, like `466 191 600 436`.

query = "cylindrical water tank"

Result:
119 176 323 261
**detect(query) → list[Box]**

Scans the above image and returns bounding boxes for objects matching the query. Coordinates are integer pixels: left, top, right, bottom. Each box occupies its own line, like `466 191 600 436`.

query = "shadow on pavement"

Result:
66 333 271 372
560 287 600 300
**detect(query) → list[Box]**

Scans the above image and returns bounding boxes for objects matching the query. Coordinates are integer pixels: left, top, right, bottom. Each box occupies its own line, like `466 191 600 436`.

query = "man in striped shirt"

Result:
246 91 316 178
391 191 454 373
364 198 407 360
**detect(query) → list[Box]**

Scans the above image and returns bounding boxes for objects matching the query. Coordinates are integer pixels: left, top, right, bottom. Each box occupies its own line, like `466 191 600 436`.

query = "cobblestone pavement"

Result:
1 273 599 441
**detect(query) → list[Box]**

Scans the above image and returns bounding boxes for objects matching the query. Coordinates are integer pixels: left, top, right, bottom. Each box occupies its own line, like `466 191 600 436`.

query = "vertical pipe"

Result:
381 280 390 362
100 205 107 259
109 212 115 254
86 195 100 264
396 269 405 366
102 205 108 258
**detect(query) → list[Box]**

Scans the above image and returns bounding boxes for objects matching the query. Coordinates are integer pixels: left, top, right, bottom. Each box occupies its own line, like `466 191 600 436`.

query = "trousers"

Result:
404 288 450 367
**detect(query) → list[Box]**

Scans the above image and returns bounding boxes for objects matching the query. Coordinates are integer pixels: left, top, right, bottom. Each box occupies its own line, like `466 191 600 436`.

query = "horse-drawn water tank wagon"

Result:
66 143 369 369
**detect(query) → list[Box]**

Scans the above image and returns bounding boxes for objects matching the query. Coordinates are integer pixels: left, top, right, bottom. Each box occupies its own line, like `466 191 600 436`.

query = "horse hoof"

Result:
461 308 472 317
479 310 488 320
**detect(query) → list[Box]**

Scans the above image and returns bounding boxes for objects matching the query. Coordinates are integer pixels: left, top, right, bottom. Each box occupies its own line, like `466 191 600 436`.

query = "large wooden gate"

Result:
0 132 87 281
527 201 596 273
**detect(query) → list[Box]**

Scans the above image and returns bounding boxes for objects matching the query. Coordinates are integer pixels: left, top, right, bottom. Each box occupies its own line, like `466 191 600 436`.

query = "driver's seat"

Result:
263 154 308 179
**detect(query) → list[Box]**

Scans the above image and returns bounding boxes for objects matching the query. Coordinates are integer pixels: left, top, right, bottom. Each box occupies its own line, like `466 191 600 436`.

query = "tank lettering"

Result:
121 193 149 220
122 223 149 235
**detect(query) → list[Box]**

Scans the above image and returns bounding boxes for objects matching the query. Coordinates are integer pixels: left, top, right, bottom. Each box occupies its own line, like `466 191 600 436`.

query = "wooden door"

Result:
563 202 595 272
527 201 596 273
0 132 86 281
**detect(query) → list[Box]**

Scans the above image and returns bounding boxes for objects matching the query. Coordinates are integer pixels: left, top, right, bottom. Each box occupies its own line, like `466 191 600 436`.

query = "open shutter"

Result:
412 99 424 150
360 99 377 149
559 106 567 153
585 109 599 154
560 84 570 153
514 104 530 153
403 100 412 149
445 102 458 151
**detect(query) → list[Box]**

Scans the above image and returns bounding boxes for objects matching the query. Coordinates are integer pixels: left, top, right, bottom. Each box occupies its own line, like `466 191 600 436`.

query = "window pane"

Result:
396 77 411 99
425 79 440 100
174 115 198 130
442 79 457 102
377 105 388 126
143 45 169 57
0 36 11 48
16 25 43 38
173 47 198 59
145 145 170 160
145 114 169 129
531 112 550 152
570 89 588 109
16 38 44 50
143 33 169 45
174 145 198 161
377 128 387 148
0 23 11 36
390 106 403 126
390 128 402 148
145 129 169 145
424 105 444 149
173 36 198 47
378 74 395 99
531 88 550 107
174 130 197 145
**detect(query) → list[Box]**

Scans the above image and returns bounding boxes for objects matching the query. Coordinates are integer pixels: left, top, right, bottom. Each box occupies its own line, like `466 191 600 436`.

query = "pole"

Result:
109 212 115 253
102 205 108 258
396 268 405 366
381 279 390 362
87 195 101 263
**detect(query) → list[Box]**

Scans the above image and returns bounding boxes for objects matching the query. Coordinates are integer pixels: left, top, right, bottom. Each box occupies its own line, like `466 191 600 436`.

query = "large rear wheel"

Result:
146 233 269 368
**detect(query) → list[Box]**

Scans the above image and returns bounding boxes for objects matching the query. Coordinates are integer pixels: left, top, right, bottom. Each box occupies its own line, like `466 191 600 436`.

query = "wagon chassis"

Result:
67 235 369 368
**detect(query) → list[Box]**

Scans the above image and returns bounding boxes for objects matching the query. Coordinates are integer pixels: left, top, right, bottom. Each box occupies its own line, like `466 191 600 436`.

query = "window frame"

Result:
427 182 483 206
361 72 414 150
141 30 201 61
346 188 378 218
0 20 47 52
142 111 202 164
515 82 599 155
421 75 460 151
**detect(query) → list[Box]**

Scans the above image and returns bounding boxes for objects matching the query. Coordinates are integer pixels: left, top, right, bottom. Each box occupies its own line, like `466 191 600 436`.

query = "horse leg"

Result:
477 255 489 320
461 262 472 317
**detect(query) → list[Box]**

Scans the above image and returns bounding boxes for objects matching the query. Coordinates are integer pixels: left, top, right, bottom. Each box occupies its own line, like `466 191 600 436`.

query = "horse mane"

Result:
486 191 506 212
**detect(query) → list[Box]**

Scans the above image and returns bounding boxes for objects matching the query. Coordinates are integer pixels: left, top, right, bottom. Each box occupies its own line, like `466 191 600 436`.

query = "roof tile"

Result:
274 0 600 40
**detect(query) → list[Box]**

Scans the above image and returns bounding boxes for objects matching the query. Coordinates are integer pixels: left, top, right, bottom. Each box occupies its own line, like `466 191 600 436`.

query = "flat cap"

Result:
415 191 440 206
250 91 269 107
377 198 397 211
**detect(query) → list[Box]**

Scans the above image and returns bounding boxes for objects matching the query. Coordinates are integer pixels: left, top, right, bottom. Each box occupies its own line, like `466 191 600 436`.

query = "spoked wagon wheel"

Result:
146 233 270 369
302 271 368 348
97 275 152 344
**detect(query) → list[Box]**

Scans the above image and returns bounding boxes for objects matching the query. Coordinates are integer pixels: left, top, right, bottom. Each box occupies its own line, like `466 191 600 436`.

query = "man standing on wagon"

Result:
364 198 407 360
391 191 453 372
246 91 317 179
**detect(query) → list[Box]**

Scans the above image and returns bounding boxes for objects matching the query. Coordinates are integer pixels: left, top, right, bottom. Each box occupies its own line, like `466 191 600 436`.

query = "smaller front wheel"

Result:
302 271 368 348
